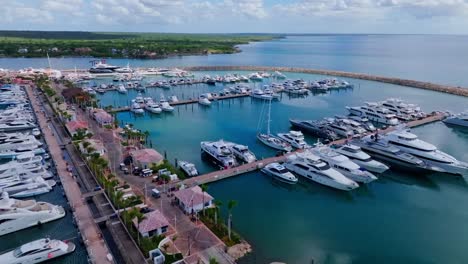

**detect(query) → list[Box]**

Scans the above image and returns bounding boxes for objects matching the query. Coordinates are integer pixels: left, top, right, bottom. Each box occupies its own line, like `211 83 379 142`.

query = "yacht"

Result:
277 131 309 149
263 88 280 100
379 98 422 119
284 152 359 191
335 117 367 135
228 144 256 163
381 130 468 175
200 140 238 169
324 119 354 138
289 119 338 141
272 71 286 79
346 103 399 125
257 100 292 152
144 101 162 114
177 161 198 177
0 163 50 179
198 95 211 106
31 128 41 137
115 63 133 73
0 177 56 198
130 101 144 114
0 121 36 132
0 238 75 263
159 95 174 112
135 93 144 104
0 153 43 168
310 144 378 183
444 111 468 128
117 84 127 93
248 73 263 81
261 163 297 184
0 147 45 160
351 136 444 173
331 144 389 173
89 60 120 73
348 116 376 131
250 89 273 100
0 193 65 236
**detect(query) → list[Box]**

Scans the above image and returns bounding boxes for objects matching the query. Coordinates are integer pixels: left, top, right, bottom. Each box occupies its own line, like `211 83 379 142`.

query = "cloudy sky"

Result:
3 0 468 34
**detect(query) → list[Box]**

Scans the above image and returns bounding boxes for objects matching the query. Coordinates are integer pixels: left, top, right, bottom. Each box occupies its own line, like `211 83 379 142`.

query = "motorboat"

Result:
144 101 162 114
261 163 297 184
444 111 468 128
89 60 120 73
263 88 280 100
0 193 65 236
0 238 75 263
272 71 286 79
0 163 51 179
331 144 389 173
201 140 238 169
177 160 198 177
198 95 211 106
257 100 292 152
249 73 263 81
284 152 359 191
135 93 144 104
115 63 134 73
289 119 338 141
130 101 144 114
0 121 36 132
310 144 378 183
250 89 273 100
351 136 444 173
228 144 256 163
379 98 422 119
160 95 174 112
0 177 56 198
335 117 367 135
117 84 127 93
348 116 376 132
381 130 468 175
277 131 309 149
346 103 399 125
0 153 43 169
324 119 354 138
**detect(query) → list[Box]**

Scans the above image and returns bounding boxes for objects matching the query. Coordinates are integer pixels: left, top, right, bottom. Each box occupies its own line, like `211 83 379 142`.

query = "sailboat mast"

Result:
267 99 271 135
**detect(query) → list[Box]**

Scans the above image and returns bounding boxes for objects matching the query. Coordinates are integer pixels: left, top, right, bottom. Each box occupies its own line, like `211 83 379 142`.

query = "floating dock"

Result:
181 112 446 187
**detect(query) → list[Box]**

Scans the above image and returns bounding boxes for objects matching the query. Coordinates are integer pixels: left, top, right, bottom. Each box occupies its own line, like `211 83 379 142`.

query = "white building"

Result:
173 186 214 214
133 210 169 237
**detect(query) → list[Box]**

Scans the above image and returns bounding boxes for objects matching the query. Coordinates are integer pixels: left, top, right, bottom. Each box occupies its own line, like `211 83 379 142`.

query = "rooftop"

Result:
66 120 88 133
174 186 213 207
133 209 169 233
130 148 163 164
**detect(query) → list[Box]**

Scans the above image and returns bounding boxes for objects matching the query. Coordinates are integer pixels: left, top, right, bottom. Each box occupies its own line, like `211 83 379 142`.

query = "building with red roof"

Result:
173 186 214 214
133 210 169 237
130 148 164 168
65 120 89 136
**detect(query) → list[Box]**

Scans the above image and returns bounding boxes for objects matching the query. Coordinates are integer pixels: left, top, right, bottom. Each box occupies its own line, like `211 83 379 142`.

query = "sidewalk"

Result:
26 85 114 264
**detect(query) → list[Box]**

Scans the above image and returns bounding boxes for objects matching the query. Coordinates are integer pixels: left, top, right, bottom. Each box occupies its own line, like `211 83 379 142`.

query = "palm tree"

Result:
227 200 237 241
135 211 146 245
200 184 208 216
213 200 222 226
143 130 150 144
209 258 219 264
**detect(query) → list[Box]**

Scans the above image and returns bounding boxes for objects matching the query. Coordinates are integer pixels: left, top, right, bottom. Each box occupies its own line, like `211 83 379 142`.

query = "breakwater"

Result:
181 66 468 97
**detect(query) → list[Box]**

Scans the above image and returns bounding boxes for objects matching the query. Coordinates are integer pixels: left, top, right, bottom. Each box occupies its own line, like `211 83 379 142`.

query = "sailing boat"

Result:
257 99 292 152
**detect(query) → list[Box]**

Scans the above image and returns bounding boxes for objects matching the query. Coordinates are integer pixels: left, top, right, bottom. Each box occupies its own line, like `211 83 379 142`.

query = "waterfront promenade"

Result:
181 112 447 187
25 85 114 264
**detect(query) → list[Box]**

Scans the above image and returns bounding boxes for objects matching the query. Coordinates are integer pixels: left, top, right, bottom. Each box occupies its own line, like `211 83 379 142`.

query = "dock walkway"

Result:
181 112 446 187
25 86 114 264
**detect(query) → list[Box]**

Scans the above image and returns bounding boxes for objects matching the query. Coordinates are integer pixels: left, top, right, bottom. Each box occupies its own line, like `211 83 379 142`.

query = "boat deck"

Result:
181 112 446 187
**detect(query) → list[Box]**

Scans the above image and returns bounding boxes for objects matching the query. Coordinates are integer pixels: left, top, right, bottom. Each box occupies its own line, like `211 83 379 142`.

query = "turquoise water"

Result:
2 35 468 86
100 71 468 264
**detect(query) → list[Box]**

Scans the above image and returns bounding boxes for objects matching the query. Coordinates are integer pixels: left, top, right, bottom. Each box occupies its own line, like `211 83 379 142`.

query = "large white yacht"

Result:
250 89 273 100
160 95 174 112
0 121 36 132
177 160 198 177
201 140 238 169
331 144 390 173
311 144 378 183
130 101 144 114
277 131 309 149
261 163 298 184
0 238 75 263
0 193 65 236
346 103 399 125
0 177 55 198
144 100 162 114
379 98 423 119
381 130 468 175
284 152 359 191
0 163 51 180
444 110 468 128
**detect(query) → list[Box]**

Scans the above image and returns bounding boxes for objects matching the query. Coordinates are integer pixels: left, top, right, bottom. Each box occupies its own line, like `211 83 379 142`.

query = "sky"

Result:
2 0 468 34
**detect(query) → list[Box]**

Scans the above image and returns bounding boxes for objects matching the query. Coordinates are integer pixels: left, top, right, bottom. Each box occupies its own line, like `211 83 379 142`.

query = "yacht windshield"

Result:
343 147 359 153
13 248 23 258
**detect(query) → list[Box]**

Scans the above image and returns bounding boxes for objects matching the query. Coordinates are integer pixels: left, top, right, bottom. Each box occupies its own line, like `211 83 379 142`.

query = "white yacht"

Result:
0 121 36 132
115 63 134 73
248 73 263 81
201 140 238 169
261 163 297 184
0 163 50 179
177 160 198 177
284 152 359 191
311 144 378 183
346 103 399 125
0 153 43 169
31 128 41 137
382 130 468 175
0 238 75 263
379 98 422 119
130 101 144 114
198 95 211 106
325 120 354 138
144 101 162 114
332 144 390 173
273 71 286 79
0 193 65 236
250 89 273 100
351 136 444 173
228 144 256 163
135 93 144 104
348 116 376 132
277 131 309 149
444 111 468 128
117 84 127 93
160 95 174 112
0 177 55 198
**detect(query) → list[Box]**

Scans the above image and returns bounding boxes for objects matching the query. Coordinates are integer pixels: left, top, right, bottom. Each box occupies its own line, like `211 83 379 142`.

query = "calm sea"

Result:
1 35 468 86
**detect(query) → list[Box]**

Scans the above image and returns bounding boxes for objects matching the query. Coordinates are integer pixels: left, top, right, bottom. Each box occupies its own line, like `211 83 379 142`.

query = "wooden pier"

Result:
181 112 446 187
108 93 250 113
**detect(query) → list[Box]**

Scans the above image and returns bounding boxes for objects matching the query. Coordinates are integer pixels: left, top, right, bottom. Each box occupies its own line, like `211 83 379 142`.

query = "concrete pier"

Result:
181 112 446 187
